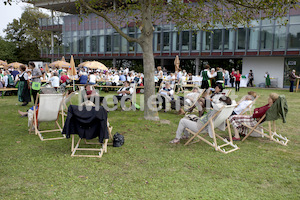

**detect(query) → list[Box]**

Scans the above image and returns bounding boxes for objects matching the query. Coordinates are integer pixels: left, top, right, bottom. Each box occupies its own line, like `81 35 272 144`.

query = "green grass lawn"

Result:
0 88 299 199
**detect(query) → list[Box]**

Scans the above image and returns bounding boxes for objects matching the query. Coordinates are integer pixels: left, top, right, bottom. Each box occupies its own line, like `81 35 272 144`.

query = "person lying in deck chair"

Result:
232 91 257 115
229 93 279 141
169 96 232 144
171 87 202 115
188 84 225 116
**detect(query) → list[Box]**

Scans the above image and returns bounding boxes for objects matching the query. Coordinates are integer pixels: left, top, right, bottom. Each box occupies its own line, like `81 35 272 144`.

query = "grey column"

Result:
195 58 199 75
113 58 116 68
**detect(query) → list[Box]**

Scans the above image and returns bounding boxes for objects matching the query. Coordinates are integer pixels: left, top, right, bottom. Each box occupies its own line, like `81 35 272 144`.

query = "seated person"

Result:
170 96 232 144
189 84 225 116
157 82 174 111
49 72 60 89
232 91 257 115
79 72 88 84
229 93 279 141
174 87 201 115
82 84 104 104
114 81 134 102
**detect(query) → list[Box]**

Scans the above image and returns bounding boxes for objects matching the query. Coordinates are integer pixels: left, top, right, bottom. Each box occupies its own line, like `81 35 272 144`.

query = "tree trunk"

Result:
139 1 159 121
140 34 159 121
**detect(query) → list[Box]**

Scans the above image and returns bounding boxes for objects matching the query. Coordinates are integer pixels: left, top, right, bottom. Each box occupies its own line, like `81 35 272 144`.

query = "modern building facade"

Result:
35 1 300 88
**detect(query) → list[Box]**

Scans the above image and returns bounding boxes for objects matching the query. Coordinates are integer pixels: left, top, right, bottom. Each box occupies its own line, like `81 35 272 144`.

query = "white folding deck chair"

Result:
235 95 260 115
183 89 205 114
71 121 113 158
29 93 65 141
184 104 239 154
241 96 289 145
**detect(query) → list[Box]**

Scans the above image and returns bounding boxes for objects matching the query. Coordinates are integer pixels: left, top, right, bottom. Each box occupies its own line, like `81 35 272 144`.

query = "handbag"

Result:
113 132 125 147
32 82 41 90
185 114 199 122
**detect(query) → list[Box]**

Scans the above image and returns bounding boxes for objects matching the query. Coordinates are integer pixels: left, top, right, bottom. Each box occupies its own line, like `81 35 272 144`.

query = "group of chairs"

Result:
28 90 113 158
182 92 289 154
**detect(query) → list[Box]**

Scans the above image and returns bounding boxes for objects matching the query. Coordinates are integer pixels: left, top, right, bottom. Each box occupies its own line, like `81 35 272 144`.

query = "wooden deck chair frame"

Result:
184 105 240 154
236 95 260 115
71 121 113 158
222 89 232 97
29 93 66 141
241 114 289 146
184 89 205 115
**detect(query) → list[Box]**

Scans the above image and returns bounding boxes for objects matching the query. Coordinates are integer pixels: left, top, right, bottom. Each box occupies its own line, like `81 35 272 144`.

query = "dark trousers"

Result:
290 81 294 92
235 81 240 92
32 89 39 104
248 78 253 87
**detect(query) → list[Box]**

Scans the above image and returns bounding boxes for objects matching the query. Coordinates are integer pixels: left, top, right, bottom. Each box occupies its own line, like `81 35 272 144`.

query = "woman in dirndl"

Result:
17 65 31 106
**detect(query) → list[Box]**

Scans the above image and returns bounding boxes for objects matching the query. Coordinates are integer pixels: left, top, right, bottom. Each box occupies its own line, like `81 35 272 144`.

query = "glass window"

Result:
191 31 200 51
91 36 97 52
288 25 300 49
163 32 170 51
236 28 246 50
129 34 135 52
202 31 211 51
262 18 273 26
106 35 111 52
248 28 259 50
85 36 90 53
172 32 179 51
290 16 300 24
99 36 104 52
224 29 234 50
276 17 288 25
113 35 120 52
72 37 78 53
274 26 286 49
182 31 189 51
260 27 273 50
154 33 161 51
212 29 222 50
121 37 127 52
64 37 71 53
137 33 142 52
79 37 84 52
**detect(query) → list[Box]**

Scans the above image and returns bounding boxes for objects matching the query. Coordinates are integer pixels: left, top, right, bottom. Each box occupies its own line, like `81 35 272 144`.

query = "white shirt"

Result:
117 86 134 96
49 76 60 87
233 100 253 115
185 92 200 106
89 74 97 84
112 75 119 83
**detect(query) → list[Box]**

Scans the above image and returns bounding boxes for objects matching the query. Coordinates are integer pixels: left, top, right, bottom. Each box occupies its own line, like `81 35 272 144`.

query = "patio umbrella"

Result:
174 55 180 72
0 65 6 69
49 60 70 68
45 64 49 73
78 61 108 71
7 62 24 69
61 56 66 62
0 60 7 66
68 55 77 91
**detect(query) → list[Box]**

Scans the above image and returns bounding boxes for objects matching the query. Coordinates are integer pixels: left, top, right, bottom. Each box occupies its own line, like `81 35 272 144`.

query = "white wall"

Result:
242 57 285 88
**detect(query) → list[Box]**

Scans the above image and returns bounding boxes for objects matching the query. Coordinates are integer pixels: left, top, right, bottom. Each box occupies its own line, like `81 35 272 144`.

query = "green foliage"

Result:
0 88 299 199
0 37 18 62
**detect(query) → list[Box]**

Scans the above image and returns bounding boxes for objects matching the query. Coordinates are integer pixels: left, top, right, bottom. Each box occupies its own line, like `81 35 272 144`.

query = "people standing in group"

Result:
28 62 42 104
200 64 210 89
248 70 254 87
289 69 299 92
234 70 241 92
17 65 31 106
265 72 271 88
230 68 236 87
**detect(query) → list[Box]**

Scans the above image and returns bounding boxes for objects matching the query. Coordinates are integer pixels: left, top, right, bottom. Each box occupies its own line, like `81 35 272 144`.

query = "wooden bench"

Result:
0 88 18 98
